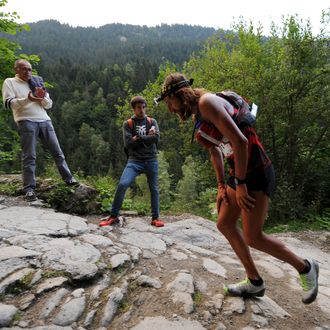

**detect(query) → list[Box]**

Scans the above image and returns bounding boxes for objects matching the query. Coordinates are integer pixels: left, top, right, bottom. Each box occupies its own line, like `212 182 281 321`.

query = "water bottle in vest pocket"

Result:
219 137 233 158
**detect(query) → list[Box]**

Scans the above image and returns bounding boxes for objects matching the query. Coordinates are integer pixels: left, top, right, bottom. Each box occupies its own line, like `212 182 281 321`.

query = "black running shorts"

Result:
227 164 276 197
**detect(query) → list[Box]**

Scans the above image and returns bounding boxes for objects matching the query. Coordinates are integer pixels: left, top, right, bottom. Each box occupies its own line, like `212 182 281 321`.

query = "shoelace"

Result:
300 273 315 291
236 278 250 287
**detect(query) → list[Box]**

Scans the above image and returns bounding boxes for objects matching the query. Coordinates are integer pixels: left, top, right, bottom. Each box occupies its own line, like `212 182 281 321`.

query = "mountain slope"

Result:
4 20 217 65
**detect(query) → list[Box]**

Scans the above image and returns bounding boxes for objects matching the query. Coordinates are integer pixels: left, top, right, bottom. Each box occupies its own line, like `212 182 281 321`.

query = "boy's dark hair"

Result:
130 96 147 108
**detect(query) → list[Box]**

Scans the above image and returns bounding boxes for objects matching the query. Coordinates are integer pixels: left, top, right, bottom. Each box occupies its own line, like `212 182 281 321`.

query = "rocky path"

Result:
0 195 329 330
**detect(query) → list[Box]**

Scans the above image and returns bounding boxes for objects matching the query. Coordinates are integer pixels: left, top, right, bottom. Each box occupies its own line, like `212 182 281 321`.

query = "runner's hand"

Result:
235 184 255 211
216 184 228 213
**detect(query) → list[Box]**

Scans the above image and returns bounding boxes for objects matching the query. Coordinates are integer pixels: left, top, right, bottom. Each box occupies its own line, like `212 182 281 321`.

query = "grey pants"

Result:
17 120 73 193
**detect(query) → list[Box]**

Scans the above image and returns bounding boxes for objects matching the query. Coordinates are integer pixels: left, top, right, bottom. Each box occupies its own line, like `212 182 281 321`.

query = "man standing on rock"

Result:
99 95 164 227
2 59 79 202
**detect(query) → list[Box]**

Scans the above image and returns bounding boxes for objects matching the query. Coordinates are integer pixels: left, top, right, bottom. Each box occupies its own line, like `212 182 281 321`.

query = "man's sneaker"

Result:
66 177 80 187
300 259 319 304
25 191 37 202
99 216 119 227
223 278 265 298
151 219 165 227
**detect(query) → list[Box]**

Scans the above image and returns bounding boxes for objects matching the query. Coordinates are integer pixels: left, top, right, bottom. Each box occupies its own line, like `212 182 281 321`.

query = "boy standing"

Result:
99 96 164 227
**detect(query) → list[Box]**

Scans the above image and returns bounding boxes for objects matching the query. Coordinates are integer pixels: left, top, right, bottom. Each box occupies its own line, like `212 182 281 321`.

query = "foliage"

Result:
157 150 173 207
4 270 33 294
117 298 131 313
91 176 118 213
0 173 22 195
0 121 20 169
265 211 330 233
41 181 75 208
171 154 217 219
0 0 29 82
192 291 204 306
0 180 21 195
0 1 20 165
42 270 69 279
91 174 137 215
194 187 218 221
175 155 199 206
1 20 216 67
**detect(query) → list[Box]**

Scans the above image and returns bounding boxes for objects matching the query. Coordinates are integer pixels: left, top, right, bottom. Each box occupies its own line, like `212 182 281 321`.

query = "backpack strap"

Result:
127 116 153 133
216 92 240 109
191 112 215 143
191 113 203 143
146 116 153 128
127 118 134 129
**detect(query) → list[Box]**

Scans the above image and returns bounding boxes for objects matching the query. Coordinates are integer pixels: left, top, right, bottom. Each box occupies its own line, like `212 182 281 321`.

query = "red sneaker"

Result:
99 216 119 227
151 219 165 227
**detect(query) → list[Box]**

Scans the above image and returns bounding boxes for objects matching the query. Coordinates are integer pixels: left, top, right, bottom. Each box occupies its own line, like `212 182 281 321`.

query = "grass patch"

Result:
265 213 330 233
0 182 21 196
192 291 204 306
111 259 132 274
118 297 130 313
42 270 69 279
4 270 36 295
20 272 35 287
6 281 28 295
12 311 22 322
127 281 139 294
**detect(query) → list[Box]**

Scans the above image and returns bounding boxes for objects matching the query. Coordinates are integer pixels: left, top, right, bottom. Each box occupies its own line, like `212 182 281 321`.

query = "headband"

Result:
154 78 194 105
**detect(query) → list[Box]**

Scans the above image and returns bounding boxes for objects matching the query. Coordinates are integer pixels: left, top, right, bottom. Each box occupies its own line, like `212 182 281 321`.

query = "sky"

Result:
3 0 329 35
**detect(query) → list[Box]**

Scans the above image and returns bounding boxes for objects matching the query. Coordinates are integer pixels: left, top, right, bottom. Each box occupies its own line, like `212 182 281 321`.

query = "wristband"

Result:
234 177 246 185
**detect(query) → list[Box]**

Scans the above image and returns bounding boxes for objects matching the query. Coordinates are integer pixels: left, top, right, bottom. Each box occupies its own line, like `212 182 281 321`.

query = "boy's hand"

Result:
148 126 156 135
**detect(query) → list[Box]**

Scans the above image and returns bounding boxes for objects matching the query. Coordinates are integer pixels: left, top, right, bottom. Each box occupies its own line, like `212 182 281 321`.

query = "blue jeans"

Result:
111 160 159 219
17 120 73 193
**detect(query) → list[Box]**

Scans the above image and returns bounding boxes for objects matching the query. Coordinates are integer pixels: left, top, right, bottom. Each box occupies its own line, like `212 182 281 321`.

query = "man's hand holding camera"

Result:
28 87 46 103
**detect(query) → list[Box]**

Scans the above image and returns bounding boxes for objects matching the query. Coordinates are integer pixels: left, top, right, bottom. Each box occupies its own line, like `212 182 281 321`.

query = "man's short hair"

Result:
130 96 147 108
14 59 30 69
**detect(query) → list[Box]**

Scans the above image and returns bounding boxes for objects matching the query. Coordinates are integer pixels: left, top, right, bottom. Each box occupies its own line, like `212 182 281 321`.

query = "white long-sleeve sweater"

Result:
2 75 53 123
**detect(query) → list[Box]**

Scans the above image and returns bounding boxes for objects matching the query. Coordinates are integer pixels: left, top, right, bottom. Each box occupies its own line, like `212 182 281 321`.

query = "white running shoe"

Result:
300 259 319 304
224 278 265 298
